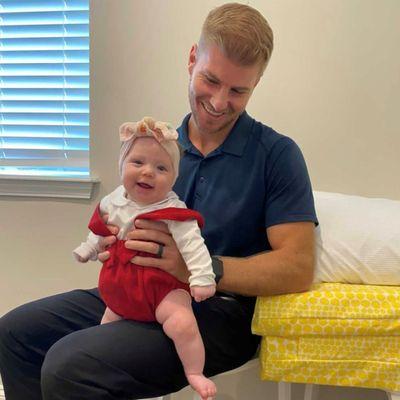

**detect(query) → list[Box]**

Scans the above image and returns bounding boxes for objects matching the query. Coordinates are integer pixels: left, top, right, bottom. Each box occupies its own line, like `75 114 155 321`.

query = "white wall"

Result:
0 1 398 399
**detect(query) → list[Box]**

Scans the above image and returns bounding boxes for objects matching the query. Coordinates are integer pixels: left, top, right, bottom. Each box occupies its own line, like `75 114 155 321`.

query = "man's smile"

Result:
202 101 226 118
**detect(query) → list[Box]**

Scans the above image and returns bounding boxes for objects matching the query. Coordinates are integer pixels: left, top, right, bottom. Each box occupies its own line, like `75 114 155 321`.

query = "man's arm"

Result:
218 222 315 296
124 219 315 296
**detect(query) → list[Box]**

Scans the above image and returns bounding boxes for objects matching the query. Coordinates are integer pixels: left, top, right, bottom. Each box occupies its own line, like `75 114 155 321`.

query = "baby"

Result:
73 117 217 400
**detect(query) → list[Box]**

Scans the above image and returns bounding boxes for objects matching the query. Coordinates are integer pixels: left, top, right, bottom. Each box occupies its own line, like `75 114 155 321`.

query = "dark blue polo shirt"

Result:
174 111 318 258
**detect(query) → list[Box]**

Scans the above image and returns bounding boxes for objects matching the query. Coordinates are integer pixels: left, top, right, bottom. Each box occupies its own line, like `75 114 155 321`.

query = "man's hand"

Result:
125 219 190 284
97 213 119 262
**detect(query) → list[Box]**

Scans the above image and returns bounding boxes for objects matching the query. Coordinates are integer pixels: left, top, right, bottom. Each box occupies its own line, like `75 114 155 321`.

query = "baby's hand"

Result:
190 285 216 302
76 254 89 263
72 250 90 263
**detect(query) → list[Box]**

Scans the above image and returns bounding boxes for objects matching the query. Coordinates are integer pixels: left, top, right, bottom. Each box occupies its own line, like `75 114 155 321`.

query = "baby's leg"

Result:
101 306 123 324
155 289 216 400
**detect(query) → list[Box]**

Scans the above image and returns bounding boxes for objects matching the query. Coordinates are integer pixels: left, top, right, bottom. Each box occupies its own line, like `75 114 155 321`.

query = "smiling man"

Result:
187 43 261 155
0 3 318 400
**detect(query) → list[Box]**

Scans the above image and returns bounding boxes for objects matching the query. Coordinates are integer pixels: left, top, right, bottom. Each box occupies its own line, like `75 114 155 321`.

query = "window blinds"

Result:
0 0 89 177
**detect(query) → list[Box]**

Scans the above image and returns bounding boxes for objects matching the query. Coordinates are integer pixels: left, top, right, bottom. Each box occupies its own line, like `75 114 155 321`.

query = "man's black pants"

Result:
0 288 259 399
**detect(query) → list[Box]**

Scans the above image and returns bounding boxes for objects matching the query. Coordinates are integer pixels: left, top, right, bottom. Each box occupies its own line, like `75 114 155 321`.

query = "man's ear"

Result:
188 44 198 75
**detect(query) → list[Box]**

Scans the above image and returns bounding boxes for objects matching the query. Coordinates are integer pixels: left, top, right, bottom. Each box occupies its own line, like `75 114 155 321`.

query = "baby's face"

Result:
122 137 175 205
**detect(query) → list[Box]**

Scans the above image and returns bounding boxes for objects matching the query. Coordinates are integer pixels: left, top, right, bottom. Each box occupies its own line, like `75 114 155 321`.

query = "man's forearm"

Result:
217 250 314 297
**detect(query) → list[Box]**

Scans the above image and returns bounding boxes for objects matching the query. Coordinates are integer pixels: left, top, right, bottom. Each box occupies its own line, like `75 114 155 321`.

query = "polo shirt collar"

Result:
177 111 253 157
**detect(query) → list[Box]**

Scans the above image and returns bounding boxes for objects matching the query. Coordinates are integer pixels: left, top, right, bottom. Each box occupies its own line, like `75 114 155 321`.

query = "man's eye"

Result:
206 76 217 85
231 88 245 95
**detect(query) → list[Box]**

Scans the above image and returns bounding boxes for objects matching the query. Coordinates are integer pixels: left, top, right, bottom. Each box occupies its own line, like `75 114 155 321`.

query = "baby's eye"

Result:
157 165 167 172
132 160 143 165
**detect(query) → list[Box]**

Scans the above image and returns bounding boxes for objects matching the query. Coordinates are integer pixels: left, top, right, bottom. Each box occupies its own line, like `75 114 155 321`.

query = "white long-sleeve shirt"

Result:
73 185 215 287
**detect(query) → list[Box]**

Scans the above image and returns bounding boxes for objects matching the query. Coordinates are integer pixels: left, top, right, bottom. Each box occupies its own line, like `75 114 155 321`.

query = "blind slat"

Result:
0 76 89 88
0 88 89 100
2 137 88 150
0 63 89 76
0 0 88 12
0 156 89 168
1 112 89 125
1 124 89 138
0 167 89 177
0 23 88 39
1 150 88 159
1 100 89 113
0 11 89 26
0 51 89 64
1 37 89 51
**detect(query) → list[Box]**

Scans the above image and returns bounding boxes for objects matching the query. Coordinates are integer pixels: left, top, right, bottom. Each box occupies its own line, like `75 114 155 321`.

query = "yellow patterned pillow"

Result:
252 283 400 391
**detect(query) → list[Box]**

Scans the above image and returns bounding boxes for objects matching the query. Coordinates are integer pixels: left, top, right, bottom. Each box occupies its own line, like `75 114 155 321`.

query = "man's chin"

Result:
191 108 235 136
202 117 235 136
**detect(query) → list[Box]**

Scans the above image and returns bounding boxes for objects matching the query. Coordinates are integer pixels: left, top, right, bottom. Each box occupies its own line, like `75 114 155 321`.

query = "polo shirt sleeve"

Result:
264 137 317 228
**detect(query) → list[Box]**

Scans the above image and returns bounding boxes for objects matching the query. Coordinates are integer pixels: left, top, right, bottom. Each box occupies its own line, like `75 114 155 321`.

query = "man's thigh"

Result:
43 317 186 398
0 288 105 400
42 294 258 398
64 294 258 382
2 288 105 356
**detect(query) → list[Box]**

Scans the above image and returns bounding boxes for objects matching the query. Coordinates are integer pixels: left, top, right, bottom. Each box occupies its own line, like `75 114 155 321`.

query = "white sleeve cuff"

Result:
72 242 98 262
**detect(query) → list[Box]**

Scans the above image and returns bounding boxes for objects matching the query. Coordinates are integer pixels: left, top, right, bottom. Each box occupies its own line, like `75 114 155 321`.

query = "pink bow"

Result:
119 117 178 143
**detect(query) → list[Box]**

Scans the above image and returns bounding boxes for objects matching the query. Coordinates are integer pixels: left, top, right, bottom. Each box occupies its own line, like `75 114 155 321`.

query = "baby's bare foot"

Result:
186 373 216 400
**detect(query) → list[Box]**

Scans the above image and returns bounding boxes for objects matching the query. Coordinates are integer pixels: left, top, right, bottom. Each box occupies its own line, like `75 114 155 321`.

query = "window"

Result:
0 0 95 198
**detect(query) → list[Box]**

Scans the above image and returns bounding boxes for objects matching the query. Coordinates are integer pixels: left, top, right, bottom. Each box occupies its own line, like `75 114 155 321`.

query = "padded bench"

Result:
252 282 400 399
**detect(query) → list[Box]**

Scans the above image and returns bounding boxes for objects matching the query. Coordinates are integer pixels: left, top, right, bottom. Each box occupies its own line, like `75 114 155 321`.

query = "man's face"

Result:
188 44 261 138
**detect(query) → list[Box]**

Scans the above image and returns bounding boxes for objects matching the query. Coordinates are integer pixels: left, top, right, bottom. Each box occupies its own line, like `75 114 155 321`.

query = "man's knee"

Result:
0 308 26 358
41 337 84 396
0 312 11 360
41 341 66 394
41 332 120 398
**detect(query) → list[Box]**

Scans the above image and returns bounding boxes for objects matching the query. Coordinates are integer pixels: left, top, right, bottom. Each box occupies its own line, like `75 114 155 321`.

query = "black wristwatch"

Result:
211 256 224 284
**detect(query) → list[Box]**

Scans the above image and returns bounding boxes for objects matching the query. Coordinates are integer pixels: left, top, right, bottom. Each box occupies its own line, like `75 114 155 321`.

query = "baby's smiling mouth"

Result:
137 182 153 189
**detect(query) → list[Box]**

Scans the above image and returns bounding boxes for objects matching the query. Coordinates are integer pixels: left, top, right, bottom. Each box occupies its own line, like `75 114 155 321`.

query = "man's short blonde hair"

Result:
199 2 274 74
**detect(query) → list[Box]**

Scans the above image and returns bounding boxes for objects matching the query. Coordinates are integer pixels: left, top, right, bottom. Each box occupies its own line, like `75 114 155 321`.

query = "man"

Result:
0 3 317 400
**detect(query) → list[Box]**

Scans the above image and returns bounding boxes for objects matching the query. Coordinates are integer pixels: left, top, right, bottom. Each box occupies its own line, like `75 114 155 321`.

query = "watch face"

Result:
212 256 223 283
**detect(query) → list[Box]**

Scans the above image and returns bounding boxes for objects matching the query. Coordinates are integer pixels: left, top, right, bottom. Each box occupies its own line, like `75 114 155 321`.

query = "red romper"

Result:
88 205 204 322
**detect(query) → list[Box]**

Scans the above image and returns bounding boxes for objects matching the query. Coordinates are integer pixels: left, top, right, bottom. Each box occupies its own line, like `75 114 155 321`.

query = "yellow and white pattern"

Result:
252 283 400 391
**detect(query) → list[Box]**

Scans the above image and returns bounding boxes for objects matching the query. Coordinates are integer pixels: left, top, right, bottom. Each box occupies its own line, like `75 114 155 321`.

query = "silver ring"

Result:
156 244 164 258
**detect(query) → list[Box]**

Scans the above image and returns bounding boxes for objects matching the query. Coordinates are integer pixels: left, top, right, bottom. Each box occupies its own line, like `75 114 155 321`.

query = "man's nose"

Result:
209 88 229 112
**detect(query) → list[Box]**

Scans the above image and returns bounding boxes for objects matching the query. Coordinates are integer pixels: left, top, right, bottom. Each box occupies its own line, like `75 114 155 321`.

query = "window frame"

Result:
0 0 97 199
